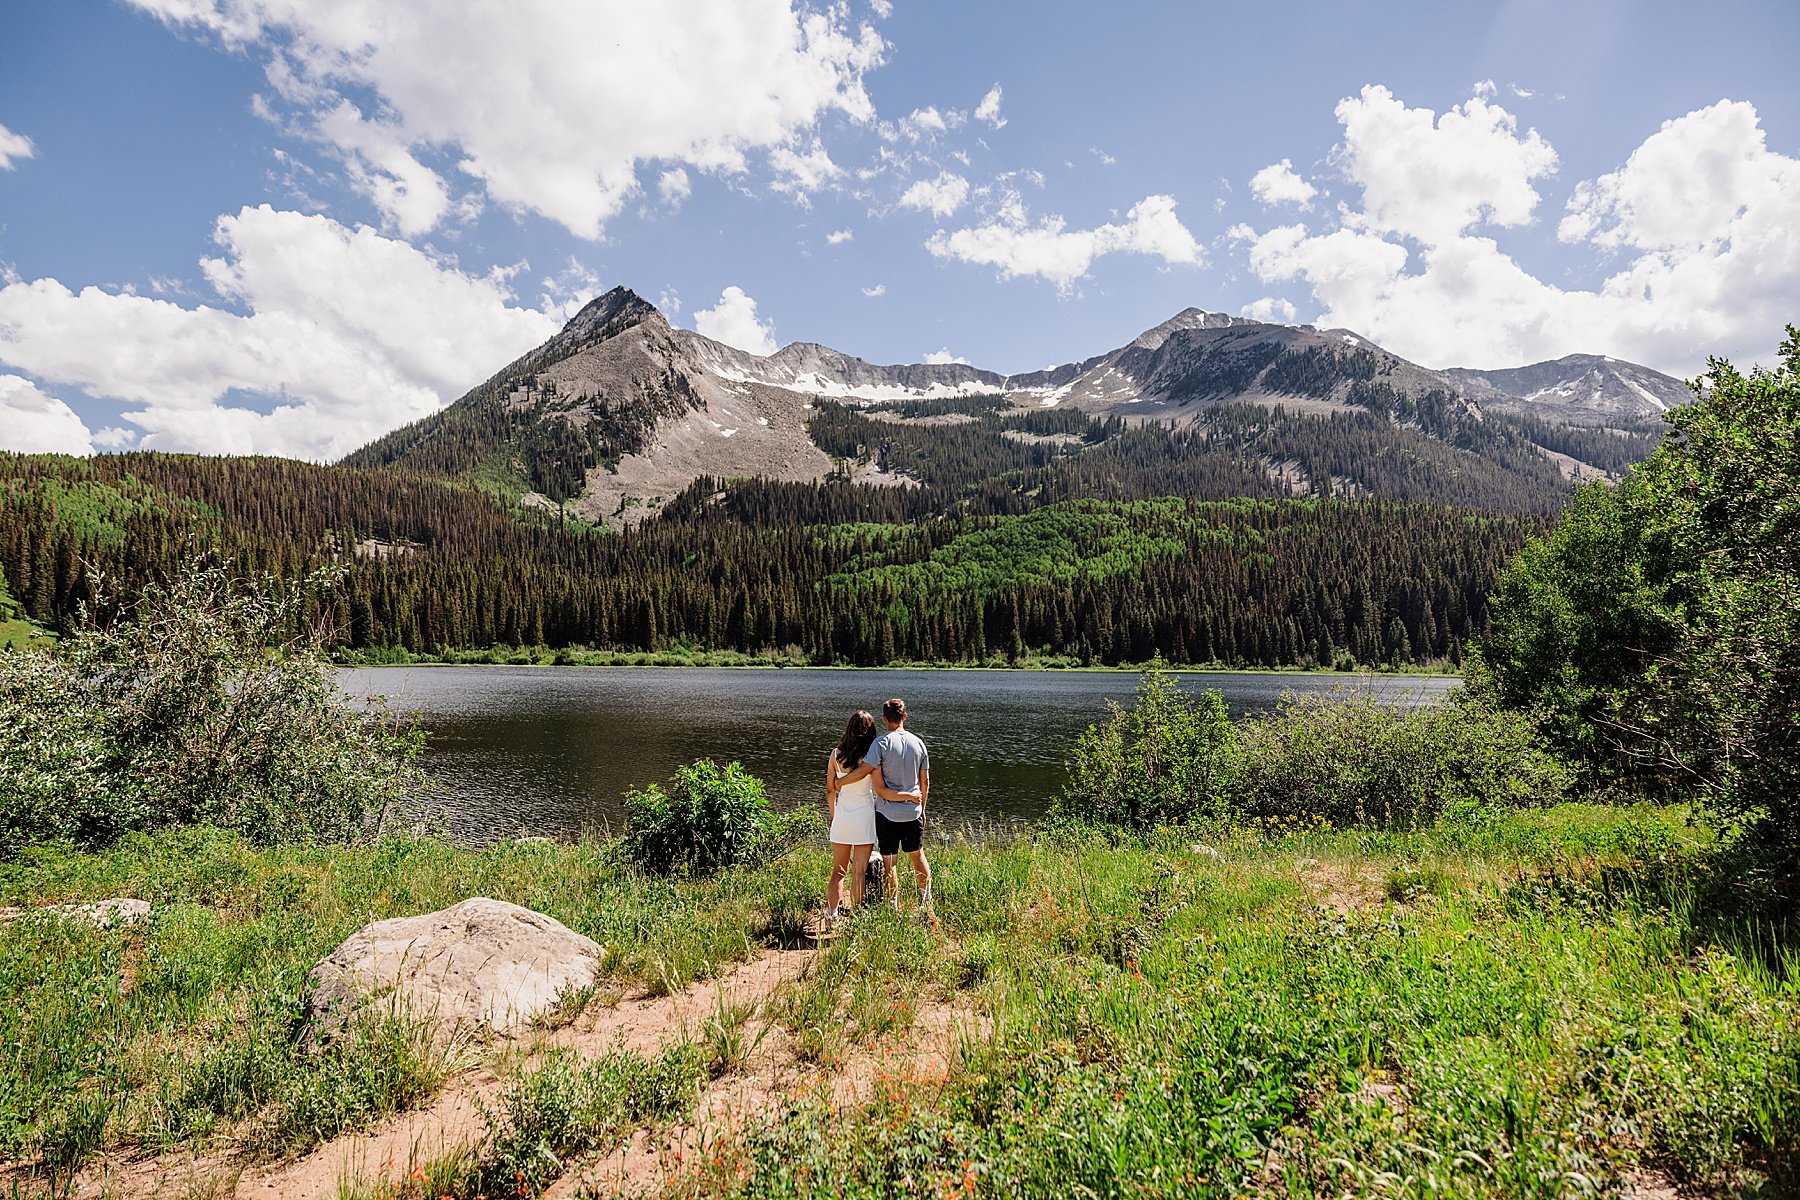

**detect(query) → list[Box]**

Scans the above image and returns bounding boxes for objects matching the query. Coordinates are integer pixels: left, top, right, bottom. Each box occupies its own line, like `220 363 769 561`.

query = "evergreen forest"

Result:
0 392 1628 668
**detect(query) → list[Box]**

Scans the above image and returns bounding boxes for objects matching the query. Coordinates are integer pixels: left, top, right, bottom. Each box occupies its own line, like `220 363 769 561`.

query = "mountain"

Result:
345 287 1680 522
1445 355 1690 426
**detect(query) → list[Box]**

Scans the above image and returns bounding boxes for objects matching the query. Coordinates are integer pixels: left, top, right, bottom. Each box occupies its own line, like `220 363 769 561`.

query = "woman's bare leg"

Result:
827 842 852 911
849 843 872 908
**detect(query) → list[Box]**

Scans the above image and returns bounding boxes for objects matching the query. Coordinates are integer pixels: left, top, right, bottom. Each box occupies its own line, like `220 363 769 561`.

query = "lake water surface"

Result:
337 667 1457 842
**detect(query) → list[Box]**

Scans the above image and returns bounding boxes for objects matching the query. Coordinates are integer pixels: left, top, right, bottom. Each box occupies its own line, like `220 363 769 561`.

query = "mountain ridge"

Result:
344 285 1678 523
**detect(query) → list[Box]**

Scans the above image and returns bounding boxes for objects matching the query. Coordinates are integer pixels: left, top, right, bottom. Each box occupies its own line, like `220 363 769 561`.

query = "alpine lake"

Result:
337 666 1458 843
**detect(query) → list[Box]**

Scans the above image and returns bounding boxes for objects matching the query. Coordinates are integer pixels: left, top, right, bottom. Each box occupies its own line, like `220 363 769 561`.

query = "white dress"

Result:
828 759 878 846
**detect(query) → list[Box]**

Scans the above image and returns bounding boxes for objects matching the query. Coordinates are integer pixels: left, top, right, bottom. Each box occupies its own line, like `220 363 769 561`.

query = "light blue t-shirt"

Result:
863 727 929 821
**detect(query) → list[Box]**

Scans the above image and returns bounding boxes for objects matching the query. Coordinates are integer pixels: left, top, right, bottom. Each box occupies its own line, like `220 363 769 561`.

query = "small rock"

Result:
0 898 151 928
303 897 602 1045
1188 843 1222 860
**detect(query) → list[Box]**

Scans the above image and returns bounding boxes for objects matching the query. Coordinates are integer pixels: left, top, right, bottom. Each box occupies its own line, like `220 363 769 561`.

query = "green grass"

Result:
673 807 1799 1199
0 615 50 651
2 807 1796 1197
1 475 207 548
465 447 535 509
0 573 51 650
0 829 814 1186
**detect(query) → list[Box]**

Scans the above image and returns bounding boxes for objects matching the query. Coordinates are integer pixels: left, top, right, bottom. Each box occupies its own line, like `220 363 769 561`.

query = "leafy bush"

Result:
619 759 804 876
1052 664 1240 829
0 561 423 851
1055 667 1568 832
1237 690 1571 828
1475 327 1800 862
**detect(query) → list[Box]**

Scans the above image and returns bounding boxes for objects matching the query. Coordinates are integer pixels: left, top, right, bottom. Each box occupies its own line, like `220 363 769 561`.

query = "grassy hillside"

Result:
1 806 1794 1198
0 573 48 651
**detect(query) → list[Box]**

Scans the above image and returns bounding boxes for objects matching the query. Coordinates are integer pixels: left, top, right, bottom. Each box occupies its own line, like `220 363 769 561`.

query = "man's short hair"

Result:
882 698 907 723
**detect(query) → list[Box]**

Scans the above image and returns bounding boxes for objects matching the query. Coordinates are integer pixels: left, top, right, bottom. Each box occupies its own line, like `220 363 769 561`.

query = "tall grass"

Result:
659 808 1800 1199
4 806 1796 1197
0 827 806 1183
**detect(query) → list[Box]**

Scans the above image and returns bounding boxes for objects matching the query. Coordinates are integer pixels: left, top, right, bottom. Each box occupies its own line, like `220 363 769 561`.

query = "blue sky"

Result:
1 0 1796 458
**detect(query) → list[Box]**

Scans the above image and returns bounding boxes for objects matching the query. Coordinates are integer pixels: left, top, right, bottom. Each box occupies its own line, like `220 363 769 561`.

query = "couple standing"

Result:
823 697 930 925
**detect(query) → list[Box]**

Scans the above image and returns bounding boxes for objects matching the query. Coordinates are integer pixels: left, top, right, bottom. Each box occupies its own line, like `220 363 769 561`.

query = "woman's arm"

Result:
823 754 839 821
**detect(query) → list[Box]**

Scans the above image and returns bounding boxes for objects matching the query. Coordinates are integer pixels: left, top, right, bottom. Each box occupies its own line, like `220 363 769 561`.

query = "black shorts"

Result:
875 811 922 855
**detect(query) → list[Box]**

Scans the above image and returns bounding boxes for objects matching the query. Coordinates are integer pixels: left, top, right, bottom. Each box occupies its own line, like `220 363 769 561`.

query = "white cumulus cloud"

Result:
313 100 452 236
974 84 1005 129
826 228 854 245
769 141 844 200
126 0 887 239
1334 83 1558 246
0 206 560 459
0 375 94 455
927 194 1203 292
1241 297 1298 324
922 348 969 365
1232 89 1800 375
884 105 962 142
0 123 35 171
861 283 885 297
898 171 971 218
657 168 692 207
693 285 779 355
1249 159 1315 208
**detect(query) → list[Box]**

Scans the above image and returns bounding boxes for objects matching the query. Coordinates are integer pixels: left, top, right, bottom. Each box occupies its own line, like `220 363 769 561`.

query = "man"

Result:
843 697 932 914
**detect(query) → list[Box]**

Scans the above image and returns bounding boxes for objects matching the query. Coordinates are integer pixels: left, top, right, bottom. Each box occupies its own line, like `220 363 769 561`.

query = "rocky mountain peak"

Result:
1132 307 1255 351
555 286 663 347
1445 353 1689 425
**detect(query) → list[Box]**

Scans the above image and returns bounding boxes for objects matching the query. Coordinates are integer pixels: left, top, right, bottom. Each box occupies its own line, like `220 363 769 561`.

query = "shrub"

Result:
1476 327 1800 863
1052 664 1240 830
1055 667 1568 833
1237 689 1570 828
619 759 804 876
0 560 424 851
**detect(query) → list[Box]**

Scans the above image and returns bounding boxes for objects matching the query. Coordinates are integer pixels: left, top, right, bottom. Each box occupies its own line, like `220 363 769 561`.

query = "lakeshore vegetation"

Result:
0 333 1796 1197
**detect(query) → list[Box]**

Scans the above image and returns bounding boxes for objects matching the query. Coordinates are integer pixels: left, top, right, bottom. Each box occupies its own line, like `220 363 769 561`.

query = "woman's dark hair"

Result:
835 710 879 769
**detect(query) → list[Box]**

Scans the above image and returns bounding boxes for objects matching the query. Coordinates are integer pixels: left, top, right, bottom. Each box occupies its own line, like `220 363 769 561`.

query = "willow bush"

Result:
0 561 423 850
1236 689 1570 828
1055 666 1569 832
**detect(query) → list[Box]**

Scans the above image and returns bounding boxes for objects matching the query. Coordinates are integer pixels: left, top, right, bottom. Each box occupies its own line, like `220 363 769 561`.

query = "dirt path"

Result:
18 938 982 1200
556 951 982 1200
239 948 825 1200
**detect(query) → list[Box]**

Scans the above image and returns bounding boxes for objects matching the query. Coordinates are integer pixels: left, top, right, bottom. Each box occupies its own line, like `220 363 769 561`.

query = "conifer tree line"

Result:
0 445 1536 667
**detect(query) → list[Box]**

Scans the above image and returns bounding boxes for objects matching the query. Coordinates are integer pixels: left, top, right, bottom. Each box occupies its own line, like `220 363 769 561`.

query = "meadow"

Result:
2 803 1795 1198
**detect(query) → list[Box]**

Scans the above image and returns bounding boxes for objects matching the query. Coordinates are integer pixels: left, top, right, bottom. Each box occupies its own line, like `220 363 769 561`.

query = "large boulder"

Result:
304 897 602 1044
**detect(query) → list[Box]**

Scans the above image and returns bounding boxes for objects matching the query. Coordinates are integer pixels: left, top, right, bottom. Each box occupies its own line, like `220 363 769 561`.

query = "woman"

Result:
823 709 879 925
